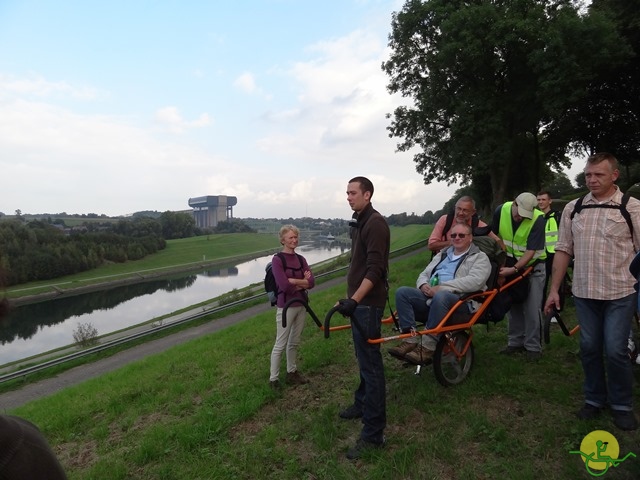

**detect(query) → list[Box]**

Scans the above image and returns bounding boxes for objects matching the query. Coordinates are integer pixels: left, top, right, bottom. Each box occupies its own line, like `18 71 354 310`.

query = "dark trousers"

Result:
350 305 386 444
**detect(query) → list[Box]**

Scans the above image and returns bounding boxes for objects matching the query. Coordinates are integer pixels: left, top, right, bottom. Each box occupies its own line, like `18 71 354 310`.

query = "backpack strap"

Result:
620 192 633 239
570 192 635 246
442 211 455 241
569 195 585 220
277 252 305 272
276 252 287 270
274 252 287 300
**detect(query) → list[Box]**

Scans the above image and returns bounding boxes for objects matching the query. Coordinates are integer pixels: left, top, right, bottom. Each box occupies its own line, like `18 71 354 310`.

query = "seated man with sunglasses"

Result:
388 223 492 364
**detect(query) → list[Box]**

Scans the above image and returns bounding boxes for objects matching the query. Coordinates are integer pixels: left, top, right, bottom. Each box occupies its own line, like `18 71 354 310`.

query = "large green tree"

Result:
383 0 622 208
559 0 640 175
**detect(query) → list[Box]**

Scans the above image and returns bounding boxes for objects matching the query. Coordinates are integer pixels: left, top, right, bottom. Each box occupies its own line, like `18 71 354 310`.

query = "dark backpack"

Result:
264 252 304 306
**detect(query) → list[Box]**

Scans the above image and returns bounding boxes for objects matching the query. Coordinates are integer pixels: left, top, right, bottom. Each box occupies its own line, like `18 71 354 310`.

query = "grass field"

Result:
7 227 640 479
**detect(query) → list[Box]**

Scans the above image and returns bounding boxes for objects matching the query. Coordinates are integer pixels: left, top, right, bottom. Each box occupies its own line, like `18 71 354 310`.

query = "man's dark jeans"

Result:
573 294 635 411
350 305 386 444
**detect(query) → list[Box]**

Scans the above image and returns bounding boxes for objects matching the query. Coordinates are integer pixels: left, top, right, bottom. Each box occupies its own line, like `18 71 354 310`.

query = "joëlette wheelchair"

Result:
283 260 533 387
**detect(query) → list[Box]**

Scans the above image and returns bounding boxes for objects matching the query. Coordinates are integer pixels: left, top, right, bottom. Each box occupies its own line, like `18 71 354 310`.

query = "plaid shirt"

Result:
556 187 640 300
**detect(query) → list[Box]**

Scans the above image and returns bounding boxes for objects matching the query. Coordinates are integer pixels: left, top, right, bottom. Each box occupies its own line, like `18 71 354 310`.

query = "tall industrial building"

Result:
188 195 237 228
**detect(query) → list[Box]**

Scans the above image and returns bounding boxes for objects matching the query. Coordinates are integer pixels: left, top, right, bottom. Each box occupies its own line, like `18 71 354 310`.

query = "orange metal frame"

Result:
323 266 534 359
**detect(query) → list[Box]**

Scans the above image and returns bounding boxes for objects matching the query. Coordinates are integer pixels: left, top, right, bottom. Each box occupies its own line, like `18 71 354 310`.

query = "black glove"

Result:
337 298 358 317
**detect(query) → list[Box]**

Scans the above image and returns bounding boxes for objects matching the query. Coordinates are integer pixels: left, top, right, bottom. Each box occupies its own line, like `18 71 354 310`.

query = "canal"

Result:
0 240 349 365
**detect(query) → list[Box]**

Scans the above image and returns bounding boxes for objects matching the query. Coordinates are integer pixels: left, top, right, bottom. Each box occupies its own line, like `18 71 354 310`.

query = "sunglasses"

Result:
450 233 467 238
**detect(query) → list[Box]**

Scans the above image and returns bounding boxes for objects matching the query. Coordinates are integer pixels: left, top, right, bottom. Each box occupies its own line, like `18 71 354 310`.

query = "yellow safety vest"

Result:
498 202 546 265
544 211 558 254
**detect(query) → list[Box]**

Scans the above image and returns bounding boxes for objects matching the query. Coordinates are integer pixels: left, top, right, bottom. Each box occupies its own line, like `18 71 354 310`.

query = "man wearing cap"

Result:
492 192 547 361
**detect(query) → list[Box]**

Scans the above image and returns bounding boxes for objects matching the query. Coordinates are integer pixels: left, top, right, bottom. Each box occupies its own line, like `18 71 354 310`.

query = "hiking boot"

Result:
404 345 434 365
525 350 542 362
286 371 309 385
339 404 363 420
576 403 604 420
388 341 417 360
499 345 526 355
269 380 281 390
612 410 639 431
346 437 385 460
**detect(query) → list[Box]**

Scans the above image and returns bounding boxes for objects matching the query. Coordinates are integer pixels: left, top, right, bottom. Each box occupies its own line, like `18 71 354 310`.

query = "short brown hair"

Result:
587 152 618 171
348 176 374 197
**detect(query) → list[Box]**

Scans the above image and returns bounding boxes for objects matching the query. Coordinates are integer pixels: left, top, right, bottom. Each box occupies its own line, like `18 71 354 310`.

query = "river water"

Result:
0 240 349 365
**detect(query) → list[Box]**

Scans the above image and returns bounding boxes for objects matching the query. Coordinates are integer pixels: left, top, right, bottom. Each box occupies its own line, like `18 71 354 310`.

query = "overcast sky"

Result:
0 1 582 220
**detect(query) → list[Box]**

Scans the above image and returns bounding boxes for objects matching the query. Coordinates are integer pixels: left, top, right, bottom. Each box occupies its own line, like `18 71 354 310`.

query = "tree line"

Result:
0 212 256 287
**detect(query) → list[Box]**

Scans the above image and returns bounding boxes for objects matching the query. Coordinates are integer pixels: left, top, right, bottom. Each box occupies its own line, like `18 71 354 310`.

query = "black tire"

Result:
433 331 474 387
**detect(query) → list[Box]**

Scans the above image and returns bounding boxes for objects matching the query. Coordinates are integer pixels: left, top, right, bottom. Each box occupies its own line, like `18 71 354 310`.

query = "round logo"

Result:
578 430 620 472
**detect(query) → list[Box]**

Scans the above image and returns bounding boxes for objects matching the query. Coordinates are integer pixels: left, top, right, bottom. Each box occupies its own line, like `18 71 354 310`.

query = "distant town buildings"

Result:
188 195 237 228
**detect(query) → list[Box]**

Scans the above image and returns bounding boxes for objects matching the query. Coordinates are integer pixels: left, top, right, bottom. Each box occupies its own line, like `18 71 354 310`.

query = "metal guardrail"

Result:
0 240 425 384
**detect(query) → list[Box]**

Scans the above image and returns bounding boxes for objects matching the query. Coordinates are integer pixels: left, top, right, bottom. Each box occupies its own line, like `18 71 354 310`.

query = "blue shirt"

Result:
431 250 464 283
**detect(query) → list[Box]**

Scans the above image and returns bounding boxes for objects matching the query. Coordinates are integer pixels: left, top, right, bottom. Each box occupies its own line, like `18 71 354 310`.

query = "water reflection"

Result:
0 241 348 364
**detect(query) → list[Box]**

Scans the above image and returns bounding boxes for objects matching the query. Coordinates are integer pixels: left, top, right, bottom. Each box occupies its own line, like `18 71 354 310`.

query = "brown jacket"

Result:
347 203 390 308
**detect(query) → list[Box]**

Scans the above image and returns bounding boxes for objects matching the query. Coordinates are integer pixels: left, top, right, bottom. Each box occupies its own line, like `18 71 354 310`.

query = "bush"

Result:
72 322 99 348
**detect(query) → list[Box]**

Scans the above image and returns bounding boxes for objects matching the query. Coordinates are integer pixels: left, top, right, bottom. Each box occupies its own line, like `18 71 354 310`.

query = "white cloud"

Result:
154 106 211 134
0 96 233 215
0 73 100 100
234 72 258 94
244 26 459 218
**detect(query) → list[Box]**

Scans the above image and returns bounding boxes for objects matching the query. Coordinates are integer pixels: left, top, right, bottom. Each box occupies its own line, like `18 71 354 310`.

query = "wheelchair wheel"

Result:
433 331 474 387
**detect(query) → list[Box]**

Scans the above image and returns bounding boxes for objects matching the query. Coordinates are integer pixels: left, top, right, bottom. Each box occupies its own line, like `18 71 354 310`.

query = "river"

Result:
0 240 349 365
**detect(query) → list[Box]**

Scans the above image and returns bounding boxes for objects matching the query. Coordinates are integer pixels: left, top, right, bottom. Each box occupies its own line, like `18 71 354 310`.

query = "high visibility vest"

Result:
544 211 559 254
498 202 546 265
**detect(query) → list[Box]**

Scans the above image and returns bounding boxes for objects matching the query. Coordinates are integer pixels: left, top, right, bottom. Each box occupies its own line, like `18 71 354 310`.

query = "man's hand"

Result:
543 291 560 316
336 298 358 317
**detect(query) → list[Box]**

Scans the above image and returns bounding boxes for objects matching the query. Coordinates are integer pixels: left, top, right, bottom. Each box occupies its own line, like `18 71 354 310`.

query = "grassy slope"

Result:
8 225 640 479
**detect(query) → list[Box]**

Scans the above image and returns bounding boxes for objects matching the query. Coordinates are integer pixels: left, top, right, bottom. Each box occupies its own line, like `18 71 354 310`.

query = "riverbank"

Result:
7 248 284 307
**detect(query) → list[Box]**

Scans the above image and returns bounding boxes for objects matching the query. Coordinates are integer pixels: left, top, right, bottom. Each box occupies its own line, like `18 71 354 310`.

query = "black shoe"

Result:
339 404 363 420
500 345 526 355
576 403 604 420
525 350 542 362
612 410 639 431
269 380 281 390
346 438 385 460
286 371 309 385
